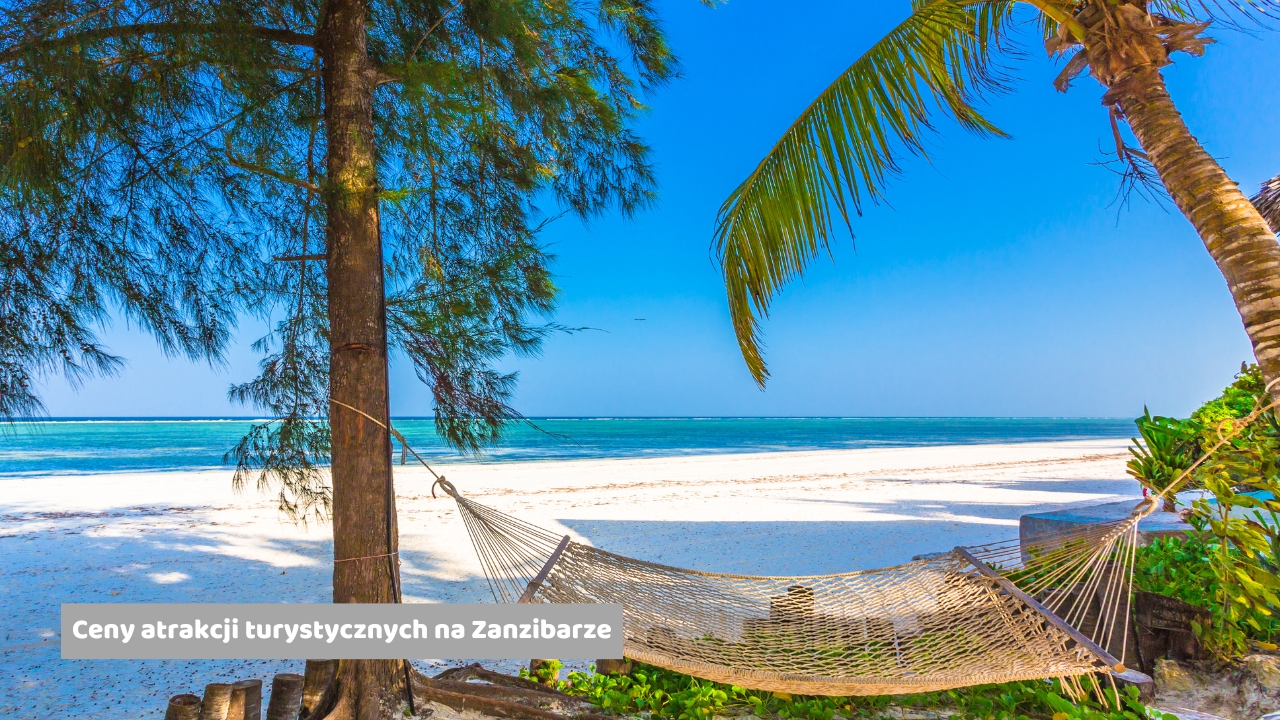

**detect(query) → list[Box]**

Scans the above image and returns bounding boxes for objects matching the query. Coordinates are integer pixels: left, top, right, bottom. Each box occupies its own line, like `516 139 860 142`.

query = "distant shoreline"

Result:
0 417 1136 478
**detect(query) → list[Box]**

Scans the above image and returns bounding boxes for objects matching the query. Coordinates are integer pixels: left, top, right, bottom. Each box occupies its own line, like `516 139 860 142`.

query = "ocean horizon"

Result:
0 416 1136 478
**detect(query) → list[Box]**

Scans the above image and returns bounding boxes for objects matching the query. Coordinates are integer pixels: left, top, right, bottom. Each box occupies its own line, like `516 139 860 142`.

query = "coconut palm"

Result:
1254 174 1280 232
715 0 1280 393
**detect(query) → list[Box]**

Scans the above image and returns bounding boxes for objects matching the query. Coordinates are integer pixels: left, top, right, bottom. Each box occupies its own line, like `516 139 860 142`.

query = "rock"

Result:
1156 659 1196 693
1246 655 1280 692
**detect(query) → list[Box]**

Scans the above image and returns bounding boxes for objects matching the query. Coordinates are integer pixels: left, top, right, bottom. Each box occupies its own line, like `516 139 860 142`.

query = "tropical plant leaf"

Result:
713 0 1016 385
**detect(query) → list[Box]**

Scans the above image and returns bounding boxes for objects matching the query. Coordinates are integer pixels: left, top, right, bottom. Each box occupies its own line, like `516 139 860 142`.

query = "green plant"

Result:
1126 408 1203 512
558 661 1174 720
1133 535 1219 611
1187 472 1280 656
519 660 565 686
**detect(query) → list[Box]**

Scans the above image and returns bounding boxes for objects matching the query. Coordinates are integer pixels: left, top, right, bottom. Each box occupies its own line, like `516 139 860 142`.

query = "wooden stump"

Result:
164 693 202 720
266 673 305 720
528 659 559 686
302 659 338 717
594 659 631 676
200 683 233 720
228 679 263 720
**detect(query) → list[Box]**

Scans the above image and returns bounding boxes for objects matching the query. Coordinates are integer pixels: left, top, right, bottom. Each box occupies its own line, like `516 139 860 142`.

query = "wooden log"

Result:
413 677 613 720
164 693 202 720
434 663 556 693
266 673 305 720
227 679 263 720
594 659 631 676
199 683 233 720
301 660 338 717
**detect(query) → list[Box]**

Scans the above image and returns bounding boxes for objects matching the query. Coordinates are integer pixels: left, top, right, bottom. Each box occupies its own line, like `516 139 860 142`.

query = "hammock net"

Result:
434 478 1153 697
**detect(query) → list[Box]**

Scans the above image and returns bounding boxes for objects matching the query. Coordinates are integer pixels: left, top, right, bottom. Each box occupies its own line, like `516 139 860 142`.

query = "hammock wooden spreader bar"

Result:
519 535 571 604
953 546 1125 673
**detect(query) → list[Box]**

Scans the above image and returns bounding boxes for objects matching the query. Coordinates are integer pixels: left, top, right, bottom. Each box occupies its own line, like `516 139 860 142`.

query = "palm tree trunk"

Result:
319 0 407 716
1108 66 1280 398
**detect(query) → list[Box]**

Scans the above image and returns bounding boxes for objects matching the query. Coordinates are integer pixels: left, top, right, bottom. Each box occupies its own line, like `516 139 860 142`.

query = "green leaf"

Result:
712 0 1016 384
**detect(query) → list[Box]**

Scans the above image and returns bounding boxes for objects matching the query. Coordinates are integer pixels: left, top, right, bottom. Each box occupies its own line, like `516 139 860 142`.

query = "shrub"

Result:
554 661 1174 720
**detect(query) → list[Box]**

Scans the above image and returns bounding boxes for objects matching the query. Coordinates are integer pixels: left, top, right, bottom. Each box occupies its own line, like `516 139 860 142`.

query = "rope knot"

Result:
431 477 457 499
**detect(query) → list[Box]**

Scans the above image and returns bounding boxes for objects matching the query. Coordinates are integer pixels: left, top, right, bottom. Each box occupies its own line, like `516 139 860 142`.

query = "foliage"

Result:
552 662 1173 720
1133 535 1220 612
713 0 1016 385
526 659 564 685
0 0 678 519
1185 474 1280 656
710 0 1279 385
1127 363 1280 657
1190 363 1269 445
1126 407 1203 507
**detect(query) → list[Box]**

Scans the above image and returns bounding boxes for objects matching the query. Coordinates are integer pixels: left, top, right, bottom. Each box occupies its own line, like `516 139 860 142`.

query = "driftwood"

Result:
265 673 305 720
164 693 202 720
434 663 557 693
412 666 614 720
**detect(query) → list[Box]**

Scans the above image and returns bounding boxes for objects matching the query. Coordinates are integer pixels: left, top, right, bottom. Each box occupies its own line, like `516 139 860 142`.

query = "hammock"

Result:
432 477 1155 697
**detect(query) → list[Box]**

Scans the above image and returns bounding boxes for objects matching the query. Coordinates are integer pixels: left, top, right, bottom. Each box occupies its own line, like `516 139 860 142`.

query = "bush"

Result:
553 662 1174 720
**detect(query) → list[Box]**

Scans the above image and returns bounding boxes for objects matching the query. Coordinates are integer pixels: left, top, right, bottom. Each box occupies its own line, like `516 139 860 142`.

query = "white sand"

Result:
0 439 1138 718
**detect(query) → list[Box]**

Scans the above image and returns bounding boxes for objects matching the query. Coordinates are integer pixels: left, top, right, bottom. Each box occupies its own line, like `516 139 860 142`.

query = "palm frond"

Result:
714 0 1016 386
1253 172 1280 234
1146 0 1280 29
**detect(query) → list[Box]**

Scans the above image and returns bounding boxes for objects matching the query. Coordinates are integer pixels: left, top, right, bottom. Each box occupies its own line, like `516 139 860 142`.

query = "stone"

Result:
1246 655 1280 692
1155 659 1196 693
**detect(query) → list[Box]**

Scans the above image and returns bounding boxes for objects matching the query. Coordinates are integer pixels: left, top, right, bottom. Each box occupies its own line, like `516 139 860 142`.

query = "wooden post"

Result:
227 679 263 720
164 693 201 720
528 659 559 686
199 683 233 720
595 659 631 676
301 660 339 717
266 674 305 720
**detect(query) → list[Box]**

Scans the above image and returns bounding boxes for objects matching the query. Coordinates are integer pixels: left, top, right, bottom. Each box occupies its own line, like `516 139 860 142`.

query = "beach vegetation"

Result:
547 661 1175 720
1126 409 1202 512
1128 363 1280 657
0 0 677 716
709 0 1280 400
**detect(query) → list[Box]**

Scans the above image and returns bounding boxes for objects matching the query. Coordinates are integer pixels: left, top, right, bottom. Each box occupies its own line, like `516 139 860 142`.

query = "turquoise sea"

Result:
0 417 1135 477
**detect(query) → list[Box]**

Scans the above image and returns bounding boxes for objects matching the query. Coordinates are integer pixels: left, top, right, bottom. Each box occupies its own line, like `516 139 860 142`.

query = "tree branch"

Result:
226 133 321 193
0 22 315 64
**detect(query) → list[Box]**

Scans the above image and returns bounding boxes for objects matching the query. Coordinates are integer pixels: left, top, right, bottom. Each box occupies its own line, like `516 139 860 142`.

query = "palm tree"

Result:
1254 174 1280 232
715 0 1280 395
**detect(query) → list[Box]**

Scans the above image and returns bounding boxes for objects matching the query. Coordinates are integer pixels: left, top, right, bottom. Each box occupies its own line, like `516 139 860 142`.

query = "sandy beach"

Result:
1 439 1139 718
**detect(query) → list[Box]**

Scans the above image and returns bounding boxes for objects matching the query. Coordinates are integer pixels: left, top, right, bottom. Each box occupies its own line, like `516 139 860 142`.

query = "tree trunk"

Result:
1108 66 1280 398
320 0 407 716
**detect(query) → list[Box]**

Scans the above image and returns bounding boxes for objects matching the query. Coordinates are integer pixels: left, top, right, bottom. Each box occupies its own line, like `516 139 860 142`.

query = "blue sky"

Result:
35 1 1280 418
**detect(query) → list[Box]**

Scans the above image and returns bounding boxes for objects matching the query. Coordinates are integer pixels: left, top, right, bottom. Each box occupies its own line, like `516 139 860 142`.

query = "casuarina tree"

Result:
712 0 1280 396
0 0 676 716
